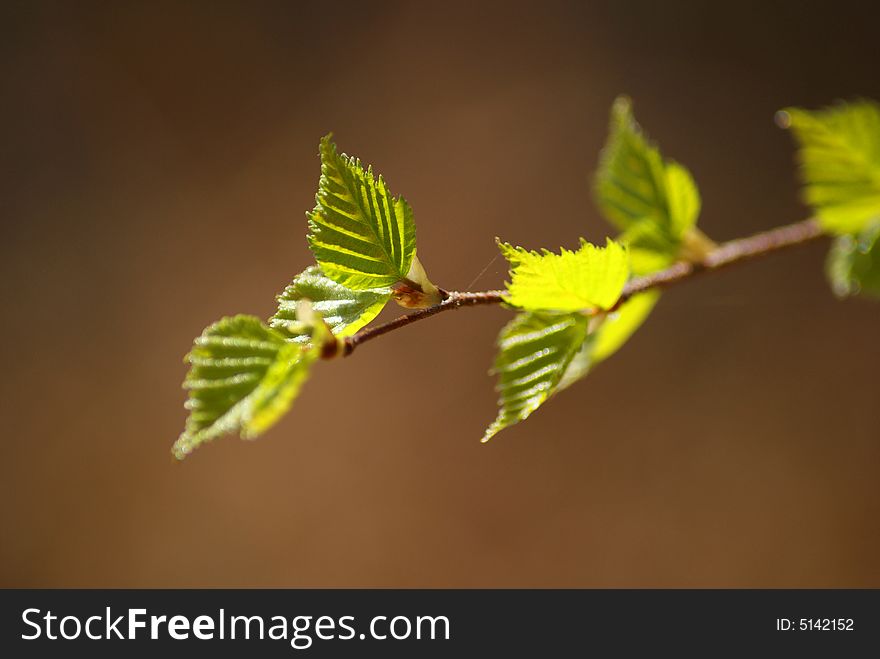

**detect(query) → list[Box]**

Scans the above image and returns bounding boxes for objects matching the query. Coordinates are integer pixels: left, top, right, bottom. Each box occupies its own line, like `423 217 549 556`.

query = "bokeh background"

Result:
2 0 878 587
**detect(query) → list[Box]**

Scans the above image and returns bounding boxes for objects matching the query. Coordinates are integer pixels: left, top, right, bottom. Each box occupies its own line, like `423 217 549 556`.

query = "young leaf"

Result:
483 312 589 442
391 254 443 308
270 265 391 341
778 100 880 235
826 220 880 298
173 314 324 460
595 96 702 240
307 135 421 290
498 238 629 312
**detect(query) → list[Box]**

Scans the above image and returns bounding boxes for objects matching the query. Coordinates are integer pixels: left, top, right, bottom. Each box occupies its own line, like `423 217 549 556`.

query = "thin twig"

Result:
609 216 824 309
342 290 503 355
343 217 825 356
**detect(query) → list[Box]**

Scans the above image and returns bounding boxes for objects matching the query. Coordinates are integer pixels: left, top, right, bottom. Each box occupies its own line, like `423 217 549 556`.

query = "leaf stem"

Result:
343 217 825 356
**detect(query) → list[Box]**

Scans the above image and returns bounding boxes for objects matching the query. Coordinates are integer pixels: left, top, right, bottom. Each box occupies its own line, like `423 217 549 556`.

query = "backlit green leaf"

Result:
173 314 323 460
307 135 419 290
270 265 391 341
826 219 880 298
595 96 701 239
498 238 629 312
778 100 880 234
483 312 589 442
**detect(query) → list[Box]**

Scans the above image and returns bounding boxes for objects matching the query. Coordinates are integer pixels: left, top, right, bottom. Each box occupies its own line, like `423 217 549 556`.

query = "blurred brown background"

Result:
1 0 878 587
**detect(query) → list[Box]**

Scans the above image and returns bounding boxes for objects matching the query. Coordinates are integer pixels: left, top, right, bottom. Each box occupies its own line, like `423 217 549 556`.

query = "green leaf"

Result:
307 135 418 290
595 96 702 239
483 312 589 442
778 100 880 234
173 314 323 460
498 238 629 312
826 219 880 298
270 265 391 341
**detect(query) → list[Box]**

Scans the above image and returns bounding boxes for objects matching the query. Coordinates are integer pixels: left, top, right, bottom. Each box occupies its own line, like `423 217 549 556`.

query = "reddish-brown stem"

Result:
343 217 825 356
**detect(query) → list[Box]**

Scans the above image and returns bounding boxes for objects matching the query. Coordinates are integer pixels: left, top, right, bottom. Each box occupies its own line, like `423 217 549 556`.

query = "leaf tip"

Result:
496 238 520 265
171 434 192 461
611 94 633 119
318 134 337 161
480 424 499 443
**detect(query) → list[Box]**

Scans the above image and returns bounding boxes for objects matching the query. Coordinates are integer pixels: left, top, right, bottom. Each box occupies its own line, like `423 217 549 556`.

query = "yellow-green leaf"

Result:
498 238 629 312
554 291 661 394
779 100 880 235
590 290 660 364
